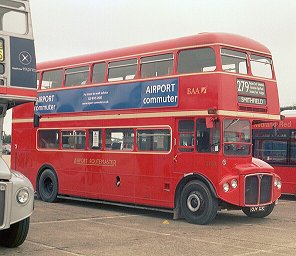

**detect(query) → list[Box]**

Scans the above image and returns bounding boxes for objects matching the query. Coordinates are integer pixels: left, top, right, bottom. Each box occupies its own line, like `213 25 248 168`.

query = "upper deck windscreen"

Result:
0 0 28 35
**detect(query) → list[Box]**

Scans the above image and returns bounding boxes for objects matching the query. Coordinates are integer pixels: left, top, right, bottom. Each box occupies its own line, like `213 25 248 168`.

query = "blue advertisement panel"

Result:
10 37 36 88
35 78 178 114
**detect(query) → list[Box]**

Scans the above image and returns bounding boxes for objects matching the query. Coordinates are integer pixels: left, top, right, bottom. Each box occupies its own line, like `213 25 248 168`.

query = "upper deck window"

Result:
177 48 216 74
92 62 106 84
41 69 63 90
140 54 173 78
221 49 247 74
250 55 272 79
65 66 89 87
108 59 137 82
0 3 27 34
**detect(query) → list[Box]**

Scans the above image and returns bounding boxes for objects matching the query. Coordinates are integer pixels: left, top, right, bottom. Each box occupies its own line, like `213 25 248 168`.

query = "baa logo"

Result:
187 87 207 95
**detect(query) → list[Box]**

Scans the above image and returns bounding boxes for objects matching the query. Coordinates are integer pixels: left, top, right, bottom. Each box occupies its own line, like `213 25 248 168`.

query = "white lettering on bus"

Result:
37 95 55 103
145 83 175 94
143 95 178 105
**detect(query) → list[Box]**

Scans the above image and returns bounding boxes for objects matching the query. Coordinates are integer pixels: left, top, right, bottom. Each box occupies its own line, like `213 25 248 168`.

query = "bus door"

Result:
174 119 196 174
174 118 221 176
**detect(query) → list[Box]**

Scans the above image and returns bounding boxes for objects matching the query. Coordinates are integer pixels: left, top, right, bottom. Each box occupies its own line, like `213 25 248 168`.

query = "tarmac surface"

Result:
1 155 296 255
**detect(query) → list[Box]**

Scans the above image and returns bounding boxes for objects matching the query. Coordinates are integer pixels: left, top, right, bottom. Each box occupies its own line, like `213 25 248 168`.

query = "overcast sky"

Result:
4 0 296 133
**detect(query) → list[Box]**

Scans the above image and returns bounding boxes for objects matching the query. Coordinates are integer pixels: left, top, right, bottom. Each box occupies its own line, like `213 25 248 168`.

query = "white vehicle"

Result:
0 154 34 247
0 0 36 247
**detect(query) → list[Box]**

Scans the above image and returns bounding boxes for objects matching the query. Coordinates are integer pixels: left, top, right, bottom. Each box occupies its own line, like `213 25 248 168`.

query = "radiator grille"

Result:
245 174 272 205
0 188 5 226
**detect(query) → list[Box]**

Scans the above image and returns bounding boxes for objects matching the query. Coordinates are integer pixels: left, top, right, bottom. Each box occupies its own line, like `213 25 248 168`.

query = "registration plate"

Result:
250 206 266 212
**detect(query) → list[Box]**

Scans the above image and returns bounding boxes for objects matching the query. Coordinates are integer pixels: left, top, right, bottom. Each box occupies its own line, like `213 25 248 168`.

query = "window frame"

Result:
105 128 135 151
91 62 107 84
37 129 60 149
40 69 63 90
140 53 174 78
61 130 86 150
136 128 171 152
221 48 248 75
64 65 90 87
108 58 138 82
250 54 273 79
177 47 217 74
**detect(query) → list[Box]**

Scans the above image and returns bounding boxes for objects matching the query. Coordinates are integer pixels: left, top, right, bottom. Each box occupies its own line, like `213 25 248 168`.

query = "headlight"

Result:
223 182 230 192
274 178 282 190
16 188 30 205
231 179 238 189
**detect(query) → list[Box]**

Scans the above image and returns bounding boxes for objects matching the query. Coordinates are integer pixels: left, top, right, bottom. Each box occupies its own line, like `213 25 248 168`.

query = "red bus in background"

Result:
253 111 296 195
12 32 282 224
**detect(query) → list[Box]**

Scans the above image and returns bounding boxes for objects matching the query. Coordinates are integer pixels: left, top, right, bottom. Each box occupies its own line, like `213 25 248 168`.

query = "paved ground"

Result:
1 155 296 255
1 197 296 256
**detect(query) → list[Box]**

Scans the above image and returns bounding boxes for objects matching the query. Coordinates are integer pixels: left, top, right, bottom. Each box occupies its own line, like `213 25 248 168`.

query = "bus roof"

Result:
37 32 271 71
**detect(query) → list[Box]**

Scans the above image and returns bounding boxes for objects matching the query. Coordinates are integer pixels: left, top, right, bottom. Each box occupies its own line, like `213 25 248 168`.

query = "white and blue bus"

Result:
0 0 36 248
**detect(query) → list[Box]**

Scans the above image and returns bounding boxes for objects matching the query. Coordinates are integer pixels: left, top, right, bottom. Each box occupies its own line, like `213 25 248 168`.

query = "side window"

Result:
177 48 216 74
290 136 296 165
65 66 89 86
105 128 134 151
41 69 63 89
137 129 171 151
108 59 137 82
196 119 211 152
38 129 59 149
36 72 40 89
178 120 194 152
221 49 247 74
250 54 272 79
196 118 220 153
259 140 288 164
92 62 106 84
62 130 86 149
2 5 27 34
88 129 102 150
140 53 173 78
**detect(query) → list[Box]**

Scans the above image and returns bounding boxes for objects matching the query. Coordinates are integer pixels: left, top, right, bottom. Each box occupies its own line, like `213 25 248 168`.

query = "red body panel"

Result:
12 33 281 209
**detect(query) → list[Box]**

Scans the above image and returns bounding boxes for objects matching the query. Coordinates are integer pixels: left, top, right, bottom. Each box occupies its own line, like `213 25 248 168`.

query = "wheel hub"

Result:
187 192 201 212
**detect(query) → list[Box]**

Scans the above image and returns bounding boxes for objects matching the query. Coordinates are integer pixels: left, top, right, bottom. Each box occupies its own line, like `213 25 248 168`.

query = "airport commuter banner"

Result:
35 78 178 114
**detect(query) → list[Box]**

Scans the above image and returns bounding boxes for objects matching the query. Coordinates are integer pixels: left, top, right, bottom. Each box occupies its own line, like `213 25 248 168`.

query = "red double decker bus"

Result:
253 110 296 195
12 33 282 224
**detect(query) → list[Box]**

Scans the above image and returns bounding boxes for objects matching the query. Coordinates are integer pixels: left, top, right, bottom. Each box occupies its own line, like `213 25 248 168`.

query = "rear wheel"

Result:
38 169 58 203
180 180 218 225
0 217 30 248
242 203 275 218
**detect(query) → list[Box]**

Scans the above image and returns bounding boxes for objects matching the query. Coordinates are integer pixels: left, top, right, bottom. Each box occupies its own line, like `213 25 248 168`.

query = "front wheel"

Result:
38 169 58 203
180 180 218 225
0 217 30 248
242 203 275 218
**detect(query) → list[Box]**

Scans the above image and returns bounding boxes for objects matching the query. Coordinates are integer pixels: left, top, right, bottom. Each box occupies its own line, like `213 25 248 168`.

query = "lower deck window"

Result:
105 128 134 151
89 129 102 150
62 131 86 149
38 129 59 149
137 129 170 151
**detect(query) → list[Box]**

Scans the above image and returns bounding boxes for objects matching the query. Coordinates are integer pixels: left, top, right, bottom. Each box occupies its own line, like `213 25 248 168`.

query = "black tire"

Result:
38 168 58 203
242 203 275 218
180 180 218 225
0 217 30 248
